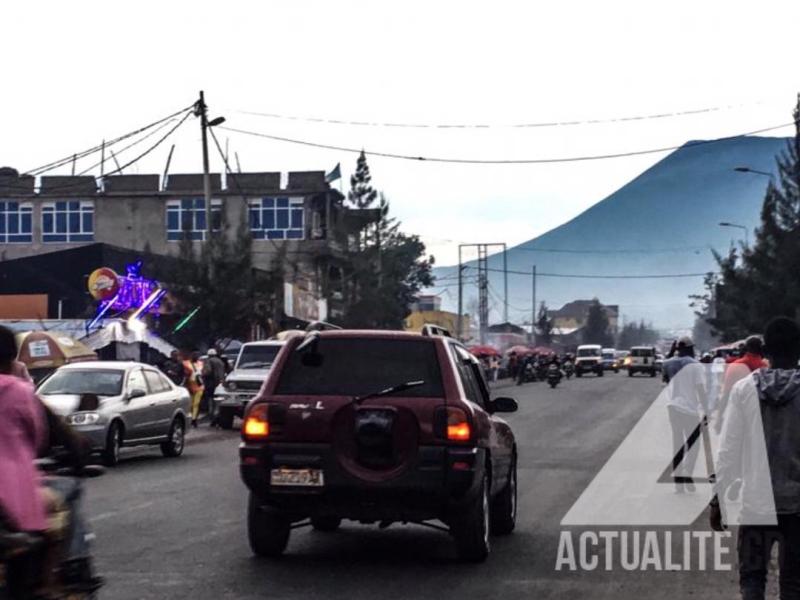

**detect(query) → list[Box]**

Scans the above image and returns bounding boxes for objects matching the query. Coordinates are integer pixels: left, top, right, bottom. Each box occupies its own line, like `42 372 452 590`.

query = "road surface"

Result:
84 374 749 599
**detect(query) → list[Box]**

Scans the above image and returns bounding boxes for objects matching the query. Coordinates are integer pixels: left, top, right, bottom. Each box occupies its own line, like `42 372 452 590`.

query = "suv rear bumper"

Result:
240 442 486 522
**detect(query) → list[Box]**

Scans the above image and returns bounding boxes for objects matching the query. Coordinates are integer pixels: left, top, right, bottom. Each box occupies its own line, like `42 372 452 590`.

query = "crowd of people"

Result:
159 348 229 428
660 319 800 600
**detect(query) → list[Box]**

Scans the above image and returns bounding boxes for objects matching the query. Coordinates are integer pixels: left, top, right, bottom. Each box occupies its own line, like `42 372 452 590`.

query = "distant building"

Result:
404 295 470 339
486 322 527 350
0 168 375 324
548 300 619 333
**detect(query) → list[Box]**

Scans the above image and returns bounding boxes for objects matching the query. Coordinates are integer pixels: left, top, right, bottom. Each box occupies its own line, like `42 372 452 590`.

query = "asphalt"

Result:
83 374 751 599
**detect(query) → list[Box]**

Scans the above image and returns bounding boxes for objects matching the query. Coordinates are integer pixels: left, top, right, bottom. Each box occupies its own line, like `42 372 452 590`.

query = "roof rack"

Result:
421 324 452 338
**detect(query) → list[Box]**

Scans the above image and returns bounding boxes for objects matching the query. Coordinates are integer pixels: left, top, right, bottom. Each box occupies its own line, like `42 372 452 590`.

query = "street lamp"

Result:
733 166 774 181
719 221 749 246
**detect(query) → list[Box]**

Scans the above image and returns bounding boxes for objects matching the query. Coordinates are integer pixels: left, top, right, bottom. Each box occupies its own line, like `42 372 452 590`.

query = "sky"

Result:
3 0 800 267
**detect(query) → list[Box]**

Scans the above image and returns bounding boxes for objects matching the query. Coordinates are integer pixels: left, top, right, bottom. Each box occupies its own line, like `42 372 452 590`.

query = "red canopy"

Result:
468 344 500 357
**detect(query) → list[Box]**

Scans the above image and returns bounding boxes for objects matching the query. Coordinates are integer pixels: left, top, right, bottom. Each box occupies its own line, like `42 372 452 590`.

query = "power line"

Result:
463 265 715 279
14 111 193 196
23 104 194 176
220 122 794 165
235 100 762 130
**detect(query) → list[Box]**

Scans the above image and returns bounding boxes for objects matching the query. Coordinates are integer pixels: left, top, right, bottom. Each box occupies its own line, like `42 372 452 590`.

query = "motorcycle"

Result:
546 364 563 389
563 361 575 379
1 459 104 600
516 362 537 385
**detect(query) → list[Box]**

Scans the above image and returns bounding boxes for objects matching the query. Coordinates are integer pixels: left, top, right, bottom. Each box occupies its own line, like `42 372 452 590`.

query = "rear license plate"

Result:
270 468 324 487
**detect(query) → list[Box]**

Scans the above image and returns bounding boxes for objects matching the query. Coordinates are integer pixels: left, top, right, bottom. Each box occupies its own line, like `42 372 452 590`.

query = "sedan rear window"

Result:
275 338 444 397
38 369 124 397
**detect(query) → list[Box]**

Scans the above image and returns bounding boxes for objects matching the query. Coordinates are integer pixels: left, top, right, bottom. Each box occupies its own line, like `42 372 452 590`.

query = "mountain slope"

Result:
434 135 790 330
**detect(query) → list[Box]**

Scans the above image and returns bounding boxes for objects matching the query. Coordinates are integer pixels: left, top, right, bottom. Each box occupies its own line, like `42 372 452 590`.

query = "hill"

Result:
433 135 790 330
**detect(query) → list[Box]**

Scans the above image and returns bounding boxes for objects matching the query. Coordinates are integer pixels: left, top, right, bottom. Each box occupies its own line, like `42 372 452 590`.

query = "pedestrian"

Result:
717 336 770 432
202 348 226 427
712 317 800 600
662 336 707 493
183 351 204 428
160 350 184 386
490 355 500 382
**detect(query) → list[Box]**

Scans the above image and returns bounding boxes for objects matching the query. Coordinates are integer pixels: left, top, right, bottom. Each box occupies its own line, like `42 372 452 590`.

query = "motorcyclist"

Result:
0 325 102 596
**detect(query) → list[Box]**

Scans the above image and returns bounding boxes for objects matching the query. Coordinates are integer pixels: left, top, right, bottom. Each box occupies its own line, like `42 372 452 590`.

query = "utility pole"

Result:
196 90 212 237
457 246 463 341
531 265 537 344
503 246 508 323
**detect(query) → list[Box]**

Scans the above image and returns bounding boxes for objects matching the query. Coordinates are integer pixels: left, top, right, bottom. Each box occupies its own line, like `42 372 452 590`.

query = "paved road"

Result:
84 374 747 599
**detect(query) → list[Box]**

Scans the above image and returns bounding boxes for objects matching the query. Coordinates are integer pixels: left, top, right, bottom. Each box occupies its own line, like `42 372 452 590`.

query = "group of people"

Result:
661 319 800 600
478 350 567 383
159 348 228 428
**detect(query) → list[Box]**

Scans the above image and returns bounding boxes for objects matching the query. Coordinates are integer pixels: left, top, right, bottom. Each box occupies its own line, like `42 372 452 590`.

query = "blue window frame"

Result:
166 198 222 241
248 197 304 240
0 201 33 243
42 201 93 243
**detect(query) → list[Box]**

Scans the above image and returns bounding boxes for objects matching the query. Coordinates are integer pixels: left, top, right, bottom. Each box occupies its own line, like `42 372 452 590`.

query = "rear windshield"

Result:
236 345 282 369
631 348 654 357
275 338 444 397
578 348 600 357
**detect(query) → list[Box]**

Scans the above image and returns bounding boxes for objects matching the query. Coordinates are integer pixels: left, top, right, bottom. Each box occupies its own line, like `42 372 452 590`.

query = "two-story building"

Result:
0 167 370 323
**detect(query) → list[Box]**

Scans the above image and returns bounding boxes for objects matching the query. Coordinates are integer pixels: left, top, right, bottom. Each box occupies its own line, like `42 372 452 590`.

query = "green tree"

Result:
348 150 377 210
583 299 613 347
160 218 283 349
693 96 800 340
535 301 553 345
617 320 660 349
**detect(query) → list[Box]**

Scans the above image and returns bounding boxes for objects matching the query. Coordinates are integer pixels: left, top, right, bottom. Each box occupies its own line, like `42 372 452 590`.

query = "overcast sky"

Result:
3 0 799 265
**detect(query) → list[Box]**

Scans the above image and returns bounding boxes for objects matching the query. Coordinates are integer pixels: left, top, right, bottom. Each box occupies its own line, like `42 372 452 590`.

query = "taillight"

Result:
243 404 270 440
435 406 472 442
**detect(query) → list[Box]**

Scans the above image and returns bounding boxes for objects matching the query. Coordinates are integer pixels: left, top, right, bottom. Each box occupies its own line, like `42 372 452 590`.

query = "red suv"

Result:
239 328 518 562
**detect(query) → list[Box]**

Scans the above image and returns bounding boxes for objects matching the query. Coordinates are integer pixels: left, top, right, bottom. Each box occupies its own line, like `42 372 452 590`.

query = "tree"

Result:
536 301 554 345
338 153 435 329
159 218 283 349
347 150 377 209
583 299 613 347
692 95 800 341
617 320 660 349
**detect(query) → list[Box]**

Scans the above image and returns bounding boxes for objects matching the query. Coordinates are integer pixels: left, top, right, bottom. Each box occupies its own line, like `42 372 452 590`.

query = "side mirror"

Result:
491 396 518 413
128 387 147 400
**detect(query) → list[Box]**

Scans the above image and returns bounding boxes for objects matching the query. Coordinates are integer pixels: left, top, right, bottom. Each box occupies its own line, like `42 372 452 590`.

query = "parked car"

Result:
214 341 286 429
628 346 658 377
575 344 604 377
37 361 191 466
601 348 619 372
239 328 519 562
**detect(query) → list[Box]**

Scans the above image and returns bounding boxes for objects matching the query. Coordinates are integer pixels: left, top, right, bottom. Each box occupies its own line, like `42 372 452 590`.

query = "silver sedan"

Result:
38 361 191 466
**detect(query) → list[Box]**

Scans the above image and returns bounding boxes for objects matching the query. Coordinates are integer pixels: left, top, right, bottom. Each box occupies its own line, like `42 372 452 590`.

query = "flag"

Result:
325 163 341 183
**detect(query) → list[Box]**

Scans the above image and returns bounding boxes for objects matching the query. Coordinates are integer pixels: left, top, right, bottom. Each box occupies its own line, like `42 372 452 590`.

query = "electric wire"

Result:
220 122 794 165
235 100 763 130
23 105 194 176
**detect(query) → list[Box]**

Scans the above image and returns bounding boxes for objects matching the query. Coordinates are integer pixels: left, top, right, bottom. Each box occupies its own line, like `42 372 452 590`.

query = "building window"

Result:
249 197 304 240
166 198 222 241
0 201 33 243
42 201 94 243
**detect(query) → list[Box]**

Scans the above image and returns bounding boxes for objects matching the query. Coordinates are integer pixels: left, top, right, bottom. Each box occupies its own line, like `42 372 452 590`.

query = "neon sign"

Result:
87 260 165 331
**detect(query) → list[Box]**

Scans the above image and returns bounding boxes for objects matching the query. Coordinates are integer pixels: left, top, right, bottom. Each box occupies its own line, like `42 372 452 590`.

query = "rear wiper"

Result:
353 380 425 406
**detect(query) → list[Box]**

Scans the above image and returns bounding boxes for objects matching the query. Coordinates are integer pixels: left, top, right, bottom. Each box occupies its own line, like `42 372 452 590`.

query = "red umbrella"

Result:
530 346 556 355
468 344 500 357
505 345 534 356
